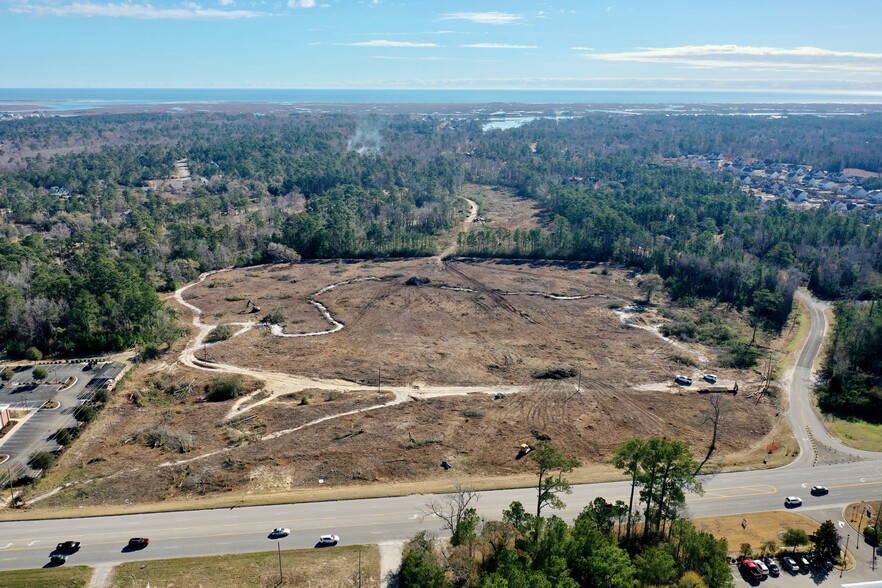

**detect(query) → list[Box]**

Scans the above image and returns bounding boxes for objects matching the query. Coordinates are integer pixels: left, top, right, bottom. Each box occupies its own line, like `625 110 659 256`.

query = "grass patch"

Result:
0 565 92 587
692 511 820 557
107 544 380 588
825 415 882 451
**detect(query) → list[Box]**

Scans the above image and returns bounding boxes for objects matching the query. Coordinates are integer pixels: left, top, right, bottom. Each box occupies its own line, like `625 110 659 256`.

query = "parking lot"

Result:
734 552 882 587
0 362 125 479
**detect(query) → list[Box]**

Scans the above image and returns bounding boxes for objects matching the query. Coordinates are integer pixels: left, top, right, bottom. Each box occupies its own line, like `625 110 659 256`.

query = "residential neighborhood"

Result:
671 154 882 213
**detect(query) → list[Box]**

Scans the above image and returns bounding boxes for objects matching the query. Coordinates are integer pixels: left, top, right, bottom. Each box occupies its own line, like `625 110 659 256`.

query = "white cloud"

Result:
441 11 523 25
345 40 439 48
218 0 234 5
571 46 595 51
461 43 538 49
288 0 316 7
10 1 263 18
581 44 882 73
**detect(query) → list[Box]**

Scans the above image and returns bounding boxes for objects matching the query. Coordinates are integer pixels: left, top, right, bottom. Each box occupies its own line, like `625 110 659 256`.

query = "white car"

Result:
703 374 718 384
784 496 802 507
269 528 290 538
318 534 339 545
674 375 692 386
753 559 769 577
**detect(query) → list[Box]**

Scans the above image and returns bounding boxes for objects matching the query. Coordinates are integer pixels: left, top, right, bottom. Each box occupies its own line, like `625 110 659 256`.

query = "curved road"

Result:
1 292 881 574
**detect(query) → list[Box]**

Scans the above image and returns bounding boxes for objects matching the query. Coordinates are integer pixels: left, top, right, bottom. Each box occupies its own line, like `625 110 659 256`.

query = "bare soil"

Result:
465 183 543 231
15 256 785 511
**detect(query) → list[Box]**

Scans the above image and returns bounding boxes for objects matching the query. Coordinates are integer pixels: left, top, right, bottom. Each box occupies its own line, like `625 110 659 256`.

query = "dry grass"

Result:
693 511 820 556
107 544 380 588
464 183 543 231
13 256 792 512
0 565 92 588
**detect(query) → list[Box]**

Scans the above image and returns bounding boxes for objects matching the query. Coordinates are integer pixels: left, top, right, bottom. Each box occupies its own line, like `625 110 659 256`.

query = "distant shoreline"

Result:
2 88 882 116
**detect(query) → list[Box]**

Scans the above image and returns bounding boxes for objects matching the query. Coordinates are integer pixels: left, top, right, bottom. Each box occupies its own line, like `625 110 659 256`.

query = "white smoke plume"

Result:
347 117 385 155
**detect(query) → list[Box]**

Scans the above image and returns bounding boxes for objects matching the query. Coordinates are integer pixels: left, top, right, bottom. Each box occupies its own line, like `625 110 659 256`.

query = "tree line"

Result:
400 438 731 588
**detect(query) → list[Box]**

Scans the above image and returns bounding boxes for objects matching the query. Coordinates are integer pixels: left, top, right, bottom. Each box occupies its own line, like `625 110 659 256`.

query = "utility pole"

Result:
277 542 283 583
857 508 865 550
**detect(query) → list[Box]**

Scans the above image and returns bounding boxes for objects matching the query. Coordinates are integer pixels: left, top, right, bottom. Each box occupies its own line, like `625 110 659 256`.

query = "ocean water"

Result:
2 88 882 111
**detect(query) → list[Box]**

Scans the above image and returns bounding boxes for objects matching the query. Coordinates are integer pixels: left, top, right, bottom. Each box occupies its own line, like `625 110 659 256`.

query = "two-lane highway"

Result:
2 459 882 571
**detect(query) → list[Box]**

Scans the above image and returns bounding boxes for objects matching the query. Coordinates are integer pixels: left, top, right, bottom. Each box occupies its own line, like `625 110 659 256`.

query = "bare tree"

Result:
694 394 730 475
423 483 480 537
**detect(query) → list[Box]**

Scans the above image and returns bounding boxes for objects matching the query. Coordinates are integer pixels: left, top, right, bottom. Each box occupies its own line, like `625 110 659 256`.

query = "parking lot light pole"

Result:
277 542 283 583
841 533 850 578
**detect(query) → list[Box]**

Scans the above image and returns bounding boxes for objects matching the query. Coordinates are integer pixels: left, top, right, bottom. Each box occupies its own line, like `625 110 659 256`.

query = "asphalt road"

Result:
1 290 881 575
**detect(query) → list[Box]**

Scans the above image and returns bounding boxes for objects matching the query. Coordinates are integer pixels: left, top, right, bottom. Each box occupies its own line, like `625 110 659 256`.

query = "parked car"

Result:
799 555 811 571
752 558 769 577
318 534 339 545
269 528 290 538
763 557 780 576
821 559 835 571
739 558 763 580
811 485 829 496
674 375 692 386
782 556 799 574
784 496 803 507
127 537 149 549
55 541 80 553
703 374 718 384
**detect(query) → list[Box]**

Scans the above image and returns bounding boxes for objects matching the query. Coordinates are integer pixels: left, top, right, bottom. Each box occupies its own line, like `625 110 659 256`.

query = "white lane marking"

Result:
0 544 11 550
27 541 40 546
839 521 846 528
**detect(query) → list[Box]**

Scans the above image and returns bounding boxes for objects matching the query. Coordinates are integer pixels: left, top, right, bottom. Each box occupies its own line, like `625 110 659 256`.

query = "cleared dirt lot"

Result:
16 256 788 510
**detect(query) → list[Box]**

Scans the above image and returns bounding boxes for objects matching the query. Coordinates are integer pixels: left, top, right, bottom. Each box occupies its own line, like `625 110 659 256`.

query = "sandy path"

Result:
439 197 478 258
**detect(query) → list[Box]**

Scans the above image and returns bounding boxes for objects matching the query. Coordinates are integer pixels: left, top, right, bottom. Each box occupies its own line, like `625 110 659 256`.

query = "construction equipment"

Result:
241 299 261 314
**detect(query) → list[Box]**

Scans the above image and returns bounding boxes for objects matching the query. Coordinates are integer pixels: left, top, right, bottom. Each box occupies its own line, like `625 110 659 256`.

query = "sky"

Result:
3 0 882 94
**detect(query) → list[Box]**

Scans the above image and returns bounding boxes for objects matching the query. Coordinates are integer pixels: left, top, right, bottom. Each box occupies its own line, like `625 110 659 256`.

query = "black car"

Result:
55 541 81 553
49 554 67 564
127 537 150 549
763 557 780 576
811 485 829 496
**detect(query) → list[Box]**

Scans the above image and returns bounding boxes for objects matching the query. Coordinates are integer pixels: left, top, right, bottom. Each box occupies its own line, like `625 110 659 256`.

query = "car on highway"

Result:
810 485 829 496
55 541 81 553
703 374 718 384
49 553 67 564
319 534 339 545
782 556 799 574
674 375 692 386
127 537 149 549
784 496 803 507
269 527 290 538
763 557 780 576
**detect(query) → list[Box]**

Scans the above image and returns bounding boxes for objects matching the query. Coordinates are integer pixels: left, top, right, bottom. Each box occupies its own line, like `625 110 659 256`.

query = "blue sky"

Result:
3 0 882 93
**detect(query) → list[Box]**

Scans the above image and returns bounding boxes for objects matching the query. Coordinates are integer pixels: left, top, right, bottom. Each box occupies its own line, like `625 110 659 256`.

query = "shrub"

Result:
206 375 245 402
32 367 49 380
28 451 55 471
74 404 98 423
1 368 12 381
206 324 236 343
55 428 73 446
262 307 286 326
864 526 880 545
24 347 43 361
142 424 195 453
532 366 577 380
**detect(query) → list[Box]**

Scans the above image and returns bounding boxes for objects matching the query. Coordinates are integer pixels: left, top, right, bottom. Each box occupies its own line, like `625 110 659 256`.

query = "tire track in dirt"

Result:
442 262 538 324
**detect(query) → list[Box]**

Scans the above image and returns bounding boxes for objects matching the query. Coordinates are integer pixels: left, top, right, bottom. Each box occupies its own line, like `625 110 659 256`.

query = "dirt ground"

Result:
465 183 543 231
14 254 788 511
